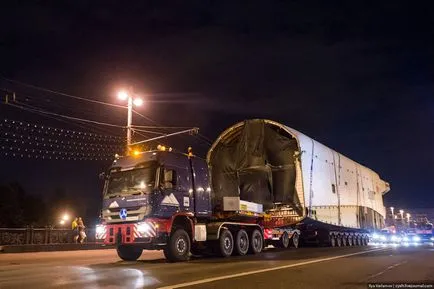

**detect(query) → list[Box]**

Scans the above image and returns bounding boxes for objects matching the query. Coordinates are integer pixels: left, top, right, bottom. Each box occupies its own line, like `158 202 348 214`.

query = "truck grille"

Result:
102 205 151 223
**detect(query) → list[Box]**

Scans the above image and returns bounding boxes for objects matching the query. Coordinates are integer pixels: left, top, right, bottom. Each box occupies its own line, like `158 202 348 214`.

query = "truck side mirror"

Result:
99 172 106 180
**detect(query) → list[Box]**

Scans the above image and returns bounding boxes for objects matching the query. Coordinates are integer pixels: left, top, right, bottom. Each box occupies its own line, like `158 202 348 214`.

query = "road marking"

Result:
366 260 408 280
157 248 385 289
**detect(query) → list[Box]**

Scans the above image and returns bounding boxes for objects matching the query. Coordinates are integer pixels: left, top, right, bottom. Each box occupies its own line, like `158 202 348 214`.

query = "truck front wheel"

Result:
164 229 191 262
117 245 143 261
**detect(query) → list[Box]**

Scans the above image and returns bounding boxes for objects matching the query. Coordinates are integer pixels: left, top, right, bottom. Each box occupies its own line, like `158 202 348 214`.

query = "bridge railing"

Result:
0 227 96 245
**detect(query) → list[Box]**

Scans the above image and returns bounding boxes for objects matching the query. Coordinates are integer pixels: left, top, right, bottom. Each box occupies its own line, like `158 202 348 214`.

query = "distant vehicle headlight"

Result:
391 235 400 242
403 236 409 242
380 235 387 241
372 233 379 239
413 236 421 242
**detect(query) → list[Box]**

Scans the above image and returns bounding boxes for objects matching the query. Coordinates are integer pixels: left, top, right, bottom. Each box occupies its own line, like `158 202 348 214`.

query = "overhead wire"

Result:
0 132 124 149
131 128 167 135
0 76 126 109
12 97 126 137
12 101 123 137
1 77 210 154
6 102 125 128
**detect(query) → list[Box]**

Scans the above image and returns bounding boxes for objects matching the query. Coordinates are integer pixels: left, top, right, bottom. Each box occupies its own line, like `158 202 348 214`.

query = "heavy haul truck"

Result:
96 119 390 262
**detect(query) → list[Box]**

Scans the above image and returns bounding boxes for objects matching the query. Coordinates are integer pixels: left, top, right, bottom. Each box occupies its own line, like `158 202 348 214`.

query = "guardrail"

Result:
0 227 96 245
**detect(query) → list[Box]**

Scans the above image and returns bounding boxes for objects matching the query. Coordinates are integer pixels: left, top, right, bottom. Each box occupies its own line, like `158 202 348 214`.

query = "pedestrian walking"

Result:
71 217 79 243
77 217 86 243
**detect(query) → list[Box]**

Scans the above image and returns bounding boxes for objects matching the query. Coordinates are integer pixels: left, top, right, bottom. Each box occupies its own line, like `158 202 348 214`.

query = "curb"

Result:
0 243 115 253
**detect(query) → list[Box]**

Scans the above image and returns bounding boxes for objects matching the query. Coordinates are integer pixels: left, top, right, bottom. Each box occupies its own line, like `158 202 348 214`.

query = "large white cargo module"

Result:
208 119 390 230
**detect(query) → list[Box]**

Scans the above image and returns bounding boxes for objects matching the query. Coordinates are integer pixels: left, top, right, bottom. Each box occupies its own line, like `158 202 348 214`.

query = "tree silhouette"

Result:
0 182 47 227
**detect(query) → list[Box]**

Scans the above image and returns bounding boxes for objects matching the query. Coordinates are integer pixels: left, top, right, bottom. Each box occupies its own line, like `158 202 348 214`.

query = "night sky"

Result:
1 1 433 218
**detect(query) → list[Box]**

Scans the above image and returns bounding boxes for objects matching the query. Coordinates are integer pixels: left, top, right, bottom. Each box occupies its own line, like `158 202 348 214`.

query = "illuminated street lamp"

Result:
117 89 144 155
59 219 65 225
62 214 69 221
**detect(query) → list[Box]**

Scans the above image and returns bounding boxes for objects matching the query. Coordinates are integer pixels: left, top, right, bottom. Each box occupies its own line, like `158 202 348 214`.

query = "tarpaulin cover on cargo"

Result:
207 119 303 214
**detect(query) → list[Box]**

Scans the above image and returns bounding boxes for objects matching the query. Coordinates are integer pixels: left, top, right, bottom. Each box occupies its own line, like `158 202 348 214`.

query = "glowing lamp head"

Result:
59 219 65 225
118 91 129 100
62 214 69 221
133 150 141 156
133 98 143 106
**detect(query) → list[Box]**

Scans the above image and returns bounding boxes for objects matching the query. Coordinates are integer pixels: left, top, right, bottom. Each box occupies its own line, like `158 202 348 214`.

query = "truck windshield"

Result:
106 161 158 197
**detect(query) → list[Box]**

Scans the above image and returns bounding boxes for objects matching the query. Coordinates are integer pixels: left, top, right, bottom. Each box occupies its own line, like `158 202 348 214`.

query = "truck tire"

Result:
347 237 353 246
234 229 249 256
356 236 362 246
291 233 299 248
336 235 342 247
164 229 191 262
217 229 234 257
364 237 369 246
330 235 336 247
278 232 290 249
116 245 143 261
341 236 347 247
249 229 263 254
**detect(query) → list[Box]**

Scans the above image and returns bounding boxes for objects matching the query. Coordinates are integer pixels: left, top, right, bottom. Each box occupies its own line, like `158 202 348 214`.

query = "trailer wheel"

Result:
363 236 369 246
164 229 191 262
234 229 249 256
291 233 299 248
217 229 234 257
117 245 143 261
342 236 347 246
330 235 337 247
336 235 342 247
277 232 290 249
249 229 263 254
356 236 362 246
347 237 353 246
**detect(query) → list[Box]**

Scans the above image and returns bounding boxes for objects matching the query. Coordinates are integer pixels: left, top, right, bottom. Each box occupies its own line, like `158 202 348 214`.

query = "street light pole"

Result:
117 89 143 156
126 95 133 155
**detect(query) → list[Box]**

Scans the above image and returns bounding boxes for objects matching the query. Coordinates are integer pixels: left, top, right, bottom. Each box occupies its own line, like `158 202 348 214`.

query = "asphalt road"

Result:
1 244 433 289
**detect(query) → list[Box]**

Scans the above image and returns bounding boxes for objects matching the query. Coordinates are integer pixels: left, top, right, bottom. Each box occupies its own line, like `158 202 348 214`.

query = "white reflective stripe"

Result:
157 248 385 289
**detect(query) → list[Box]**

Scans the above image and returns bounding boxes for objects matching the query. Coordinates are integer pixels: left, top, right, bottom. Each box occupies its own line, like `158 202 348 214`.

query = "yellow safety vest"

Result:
71 220 78 230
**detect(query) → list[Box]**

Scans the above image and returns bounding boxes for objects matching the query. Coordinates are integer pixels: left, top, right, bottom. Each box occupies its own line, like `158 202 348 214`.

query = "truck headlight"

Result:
136 222 156 237
372 233 379 239
137 222 152 234
413 236 421 242
380 236 387 241
95 225 106 239
403 236 409 242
